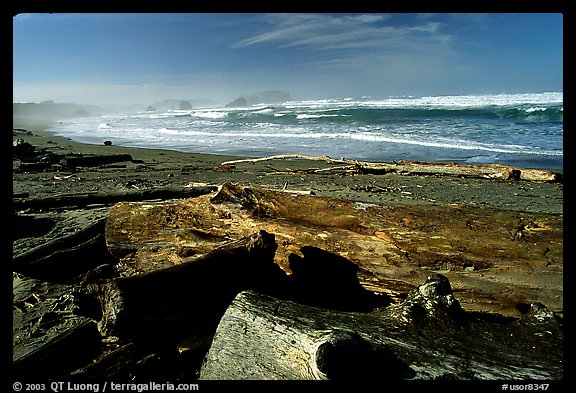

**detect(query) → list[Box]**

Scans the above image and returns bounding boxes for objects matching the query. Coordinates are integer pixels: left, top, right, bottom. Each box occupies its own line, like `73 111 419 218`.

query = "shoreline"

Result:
12 116 564 214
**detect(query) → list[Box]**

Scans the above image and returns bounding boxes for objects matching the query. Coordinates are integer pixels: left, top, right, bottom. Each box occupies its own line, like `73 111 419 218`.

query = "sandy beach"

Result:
12 116 564 380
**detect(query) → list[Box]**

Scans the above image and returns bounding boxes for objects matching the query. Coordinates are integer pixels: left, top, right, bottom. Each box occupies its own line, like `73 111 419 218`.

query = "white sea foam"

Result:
285 92 563 110
191 110 228 119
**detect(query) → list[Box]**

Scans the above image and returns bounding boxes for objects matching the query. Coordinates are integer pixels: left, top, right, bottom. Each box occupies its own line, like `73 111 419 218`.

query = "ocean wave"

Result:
46 92 562 170
117 126 562 157
211 102 564 124
495 106 563 121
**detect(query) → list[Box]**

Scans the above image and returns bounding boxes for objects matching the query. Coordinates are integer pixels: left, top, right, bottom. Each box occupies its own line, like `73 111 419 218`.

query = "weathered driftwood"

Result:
104 183 563 317
80 230 287 340
13 185 217 211
12 218 114 281
200 274 563 380
221 154 562 182
357 160 563 182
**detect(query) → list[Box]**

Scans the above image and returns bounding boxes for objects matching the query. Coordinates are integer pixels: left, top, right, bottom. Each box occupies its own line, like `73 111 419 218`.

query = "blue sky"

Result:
13 13 563 106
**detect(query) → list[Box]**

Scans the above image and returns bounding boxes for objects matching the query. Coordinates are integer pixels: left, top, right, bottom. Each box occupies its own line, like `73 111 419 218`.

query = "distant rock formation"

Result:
146 105 156 112
151 98 219 112
225 97 249 108
179 101 193 110
225 90 291 108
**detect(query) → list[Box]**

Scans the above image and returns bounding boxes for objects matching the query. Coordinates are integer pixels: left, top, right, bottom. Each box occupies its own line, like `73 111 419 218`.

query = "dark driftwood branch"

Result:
13 185 218 211
79 230 286 340
200 274 563 380
60 154 134 169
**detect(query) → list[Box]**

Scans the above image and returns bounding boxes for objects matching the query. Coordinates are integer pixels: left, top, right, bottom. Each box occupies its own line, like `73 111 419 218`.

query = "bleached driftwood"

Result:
221 154 355 166
200 274 563 380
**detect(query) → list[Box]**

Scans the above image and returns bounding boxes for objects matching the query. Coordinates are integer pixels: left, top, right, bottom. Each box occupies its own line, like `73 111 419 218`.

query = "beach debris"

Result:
76 226 561 380
221 153 354 166
53 174 81 181
12 218 111 281
13 137 136 174
13 138 37 159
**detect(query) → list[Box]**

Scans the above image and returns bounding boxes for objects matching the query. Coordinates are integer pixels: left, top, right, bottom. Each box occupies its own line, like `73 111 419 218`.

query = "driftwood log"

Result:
15 152 135 173
104 182 563 317
221 155 562 182
200 274 563 380
13 185 217 211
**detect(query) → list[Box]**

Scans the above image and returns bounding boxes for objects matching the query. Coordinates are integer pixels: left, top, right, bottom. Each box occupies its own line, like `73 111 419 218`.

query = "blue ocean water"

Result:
47 92 563 170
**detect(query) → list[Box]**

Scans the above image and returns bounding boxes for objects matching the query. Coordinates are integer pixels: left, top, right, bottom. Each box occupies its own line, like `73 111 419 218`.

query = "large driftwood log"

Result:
356 160 562 182
104 183 563 317
200 274 563 380
79 230 287 340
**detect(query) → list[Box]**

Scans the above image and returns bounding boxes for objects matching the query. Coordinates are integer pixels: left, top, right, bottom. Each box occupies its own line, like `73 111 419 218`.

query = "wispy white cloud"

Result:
233 13 453 54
